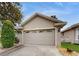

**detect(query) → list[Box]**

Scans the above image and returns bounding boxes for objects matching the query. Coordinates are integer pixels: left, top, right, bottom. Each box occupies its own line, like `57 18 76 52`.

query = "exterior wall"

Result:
54 28 61 46
58 31 62 46
16 32 22 44
62 29 75 43
54 27 59 46
23 17 55 30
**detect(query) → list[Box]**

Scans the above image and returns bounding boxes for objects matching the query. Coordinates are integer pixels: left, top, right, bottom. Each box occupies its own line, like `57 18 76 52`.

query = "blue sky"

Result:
20 2 79 29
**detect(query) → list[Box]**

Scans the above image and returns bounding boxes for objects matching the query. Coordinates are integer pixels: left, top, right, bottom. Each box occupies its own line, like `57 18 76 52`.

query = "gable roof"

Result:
21 13 66 27
62 23 79 33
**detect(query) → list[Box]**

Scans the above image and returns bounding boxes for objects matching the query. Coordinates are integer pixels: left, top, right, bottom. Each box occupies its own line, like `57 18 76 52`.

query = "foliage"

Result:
0 2 22 24
61 42 79 52
1 20 15 48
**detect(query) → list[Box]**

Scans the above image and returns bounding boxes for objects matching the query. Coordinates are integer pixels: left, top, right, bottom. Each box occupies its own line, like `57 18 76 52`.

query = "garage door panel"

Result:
23 29 55 46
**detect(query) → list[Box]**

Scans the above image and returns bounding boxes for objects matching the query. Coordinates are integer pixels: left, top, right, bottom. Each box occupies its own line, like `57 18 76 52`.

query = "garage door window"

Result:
31 31 37 33
25 31 30 33
39 30 44 33
17 30 22 33
46 29 53 32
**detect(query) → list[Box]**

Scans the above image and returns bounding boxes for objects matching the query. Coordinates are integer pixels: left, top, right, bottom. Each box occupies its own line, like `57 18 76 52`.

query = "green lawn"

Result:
61 42 79 52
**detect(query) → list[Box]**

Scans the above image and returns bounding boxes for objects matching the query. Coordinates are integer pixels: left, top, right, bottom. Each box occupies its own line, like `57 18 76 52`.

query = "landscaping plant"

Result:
0 2 22 24
1 20 15 48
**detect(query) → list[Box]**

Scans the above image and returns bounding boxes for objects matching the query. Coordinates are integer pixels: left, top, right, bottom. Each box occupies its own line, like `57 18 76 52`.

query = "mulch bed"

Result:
58 48 79 56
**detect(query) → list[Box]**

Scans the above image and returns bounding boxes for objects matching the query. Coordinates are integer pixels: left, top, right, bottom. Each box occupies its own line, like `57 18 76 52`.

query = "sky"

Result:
20 2 79 30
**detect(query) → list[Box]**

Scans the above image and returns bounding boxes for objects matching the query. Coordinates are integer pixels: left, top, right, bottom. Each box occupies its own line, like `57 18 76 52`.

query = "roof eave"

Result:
54 22 67 28
61 23 79 33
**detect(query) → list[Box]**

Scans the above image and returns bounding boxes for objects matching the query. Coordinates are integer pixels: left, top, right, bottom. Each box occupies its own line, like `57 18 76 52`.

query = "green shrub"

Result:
1 20 15 48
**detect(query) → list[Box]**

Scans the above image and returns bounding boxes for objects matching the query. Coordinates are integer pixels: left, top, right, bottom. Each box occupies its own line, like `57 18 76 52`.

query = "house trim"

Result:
23 27 55 31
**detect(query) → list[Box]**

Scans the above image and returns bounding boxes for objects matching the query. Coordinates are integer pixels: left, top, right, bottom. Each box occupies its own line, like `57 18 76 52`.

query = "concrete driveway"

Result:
7 45 62 56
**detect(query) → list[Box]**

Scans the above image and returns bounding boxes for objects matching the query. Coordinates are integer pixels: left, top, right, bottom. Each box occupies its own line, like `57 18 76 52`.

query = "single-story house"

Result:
61 23 79 43
19 13 66 46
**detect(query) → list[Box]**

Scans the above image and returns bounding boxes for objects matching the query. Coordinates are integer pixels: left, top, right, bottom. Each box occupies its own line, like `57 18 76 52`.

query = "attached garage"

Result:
23 29 55 46
21 13 66 46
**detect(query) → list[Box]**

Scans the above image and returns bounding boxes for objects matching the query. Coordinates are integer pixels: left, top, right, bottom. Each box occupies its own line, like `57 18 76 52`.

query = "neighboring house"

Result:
61 23 79 43
20 13 66 46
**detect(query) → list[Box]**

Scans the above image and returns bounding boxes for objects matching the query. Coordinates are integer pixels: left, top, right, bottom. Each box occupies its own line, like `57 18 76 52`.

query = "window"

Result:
46 29 52 32
75 28 79 41
31 31 37 33
25 31 30 33
17 31 22 33
39 30 44 33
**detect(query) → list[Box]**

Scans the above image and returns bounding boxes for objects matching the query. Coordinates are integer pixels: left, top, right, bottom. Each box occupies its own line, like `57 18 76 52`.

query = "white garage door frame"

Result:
22 28 55 46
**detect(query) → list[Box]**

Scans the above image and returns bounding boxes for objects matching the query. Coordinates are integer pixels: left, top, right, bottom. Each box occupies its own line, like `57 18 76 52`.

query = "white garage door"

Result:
23 29 55 46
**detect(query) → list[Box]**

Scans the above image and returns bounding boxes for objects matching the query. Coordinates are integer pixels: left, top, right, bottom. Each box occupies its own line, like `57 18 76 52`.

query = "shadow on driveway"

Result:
7 45 62 56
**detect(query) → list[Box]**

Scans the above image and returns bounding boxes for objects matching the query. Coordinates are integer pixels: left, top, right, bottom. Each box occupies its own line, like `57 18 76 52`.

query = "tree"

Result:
0 2 22 24
1 20 15 48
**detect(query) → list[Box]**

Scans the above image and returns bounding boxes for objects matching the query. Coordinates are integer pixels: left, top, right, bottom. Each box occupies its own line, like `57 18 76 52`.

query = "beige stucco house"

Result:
61 23 79 43
19 13 66 46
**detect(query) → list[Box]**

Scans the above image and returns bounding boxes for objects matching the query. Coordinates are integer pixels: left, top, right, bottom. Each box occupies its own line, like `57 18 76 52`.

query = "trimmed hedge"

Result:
1 20 15 48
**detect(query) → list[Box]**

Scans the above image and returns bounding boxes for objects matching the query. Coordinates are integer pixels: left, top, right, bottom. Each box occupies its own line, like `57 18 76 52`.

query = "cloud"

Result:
22 7 72 22
37 8 72 17
54 2 64 7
